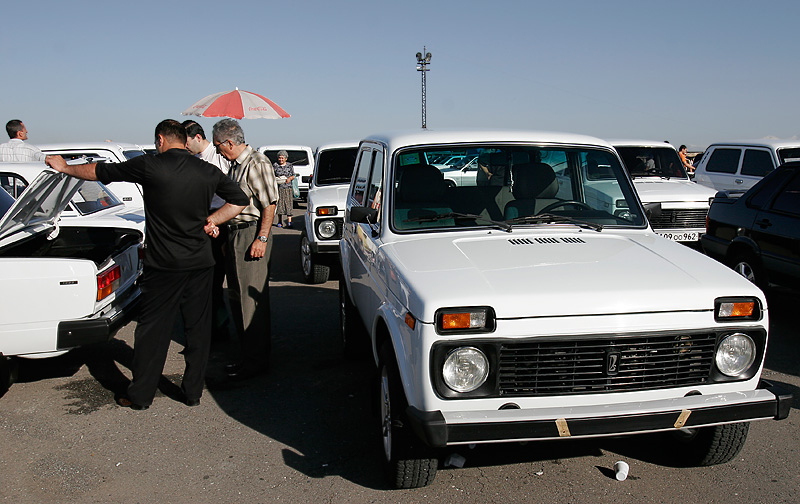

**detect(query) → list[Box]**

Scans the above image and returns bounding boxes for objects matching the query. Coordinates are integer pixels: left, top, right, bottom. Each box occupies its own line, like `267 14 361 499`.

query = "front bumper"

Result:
406 380 792 447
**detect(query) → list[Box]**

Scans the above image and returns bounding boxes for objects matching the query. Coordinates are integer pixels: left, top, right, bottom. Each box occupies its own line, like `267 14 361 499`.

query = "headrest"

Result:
511 163 558 199
397 164 446 202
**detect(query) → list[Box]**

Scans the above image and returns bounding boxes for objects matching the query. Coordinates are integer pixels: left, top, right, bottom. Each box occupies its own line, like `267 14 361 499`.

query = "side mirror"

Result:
348 206 378 224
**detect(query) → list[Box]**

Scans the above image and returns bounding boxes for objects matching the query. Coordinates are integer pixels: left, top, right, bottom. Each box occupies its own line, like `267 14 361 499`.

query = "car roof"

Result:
0 162 50 180
39 142 148 151
607 139 678 150
705 139 800 149
257 145 313 152
361 129 615 153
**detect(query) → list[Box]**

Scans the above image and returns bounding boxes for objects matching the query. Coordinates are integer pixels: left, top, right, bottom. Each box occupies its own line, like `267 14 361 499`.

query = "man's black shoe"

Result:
185 398 201 407
115 396 149 410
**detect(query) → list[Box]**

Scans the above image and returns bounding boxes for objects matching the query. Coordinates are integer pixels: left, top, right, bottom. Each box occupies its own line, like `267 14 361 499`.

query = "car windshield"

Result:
315 147 358 186
262 150 310 166
615 146 687 179
392 144 645 232
778 147 800 164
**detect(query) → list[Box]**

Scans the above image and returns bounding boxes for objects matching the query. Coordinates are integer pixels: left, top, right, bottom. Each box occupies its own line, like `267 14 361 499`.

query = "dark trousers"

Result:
210 226 229 335
226 225 272 370
127 267 214 406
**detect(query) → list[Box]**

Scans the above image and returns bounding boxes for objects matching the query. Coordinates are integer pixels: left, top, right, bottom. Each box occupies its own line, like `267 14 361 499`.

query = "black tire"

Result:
339 277 367 358
377 344 438 489
728 250 767 289
672 422 750 466
0 356 18 395
300 231 330 284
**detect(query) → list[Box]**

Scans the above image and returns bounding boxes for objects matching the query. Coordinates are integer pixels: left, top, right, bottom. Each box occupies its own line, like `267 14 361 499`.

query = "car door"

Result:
751 169 800 283
738 148 776 190
700 147 742 191
343 143 385 327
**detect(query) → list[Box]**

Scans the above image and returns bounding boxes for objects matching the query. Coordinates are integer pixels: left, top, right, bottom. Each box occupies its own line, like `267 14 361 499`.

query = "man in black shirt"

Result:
47 119 249 409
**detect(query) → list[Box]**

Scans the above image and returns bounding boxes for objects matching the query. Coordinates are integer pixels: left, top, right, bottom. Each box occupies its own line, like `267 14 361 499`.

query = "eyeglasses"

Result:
214 140 229 150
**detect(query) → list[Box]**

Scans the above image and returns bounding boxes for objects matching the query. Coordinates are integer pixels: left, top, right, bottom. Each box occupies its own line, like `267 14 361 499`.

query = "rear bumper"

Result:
56 286 140 349
406 380 792 448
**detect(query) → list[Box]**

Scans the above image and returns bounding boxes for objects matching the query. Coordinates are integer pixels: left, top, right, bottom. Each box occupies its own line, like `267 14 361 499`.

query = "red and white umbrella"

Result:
181 88 290 120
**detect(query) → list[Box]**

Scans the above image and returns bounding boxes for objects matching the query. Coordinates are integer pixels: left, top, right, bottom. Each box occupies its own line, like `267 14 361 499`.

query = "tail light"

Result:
97 265 121 301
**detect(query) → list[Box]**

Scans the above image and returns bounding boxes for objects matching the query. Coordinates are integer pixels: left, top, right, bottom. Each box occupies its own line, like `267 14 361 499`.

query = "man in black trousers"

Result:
47 119 249 409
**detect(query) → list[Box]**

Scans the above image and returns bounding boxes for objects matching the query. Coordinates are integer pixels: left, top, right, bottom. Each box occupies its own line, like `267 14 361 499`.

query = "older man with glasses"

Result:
212 118 278 381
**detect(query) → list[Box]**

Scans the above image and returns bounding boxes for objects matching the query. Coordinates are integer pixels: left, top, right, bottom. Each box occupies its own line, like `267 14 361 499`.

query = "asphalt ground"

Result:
1 210 798 503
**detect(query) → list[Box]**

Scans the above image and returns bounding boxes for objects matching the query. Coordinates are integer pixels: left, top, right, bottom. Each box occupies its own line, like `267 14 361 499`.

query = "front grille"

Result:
648 209 708 229
498 333 716 396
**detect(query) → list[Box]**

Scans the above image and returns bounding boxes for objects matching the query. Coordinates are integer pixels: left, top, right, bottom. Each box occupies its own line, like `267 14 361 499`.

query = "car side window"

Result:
741 149 774 177
0 173 29 199
770 172 800 216
705 148 741 174
366 150 384 213
747 170 791 210
352 148 373 206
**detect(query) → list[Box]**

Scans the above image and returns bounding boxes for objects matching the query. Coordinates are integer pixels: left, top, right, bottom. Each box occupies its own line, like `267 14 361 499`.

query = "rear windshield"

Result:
315 147 358 186
778 147 800 164
615 146 687 179
262 150 310 166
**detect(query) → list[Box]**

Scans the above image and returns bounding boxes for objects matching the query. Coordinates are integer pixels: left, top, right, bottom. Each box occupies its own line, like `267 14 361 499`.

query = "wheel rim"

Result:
380 365 392 462
300 235 312 277
734 261 756 283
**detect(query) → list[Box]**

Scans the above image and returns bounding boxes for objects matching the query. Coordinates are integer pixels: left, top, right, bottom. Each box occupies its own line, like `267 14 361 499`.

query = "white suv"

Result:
693 140 800 191
339 130 790 488
611 140 717 243
300 142 358 283
257 145 314 200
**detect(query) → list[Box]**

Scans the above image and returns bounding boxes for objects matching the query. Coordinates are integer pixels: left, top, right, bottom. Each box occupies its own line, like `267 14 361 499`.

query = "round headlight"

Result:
442 347 489 393
715 333 756 377
317 219 337 239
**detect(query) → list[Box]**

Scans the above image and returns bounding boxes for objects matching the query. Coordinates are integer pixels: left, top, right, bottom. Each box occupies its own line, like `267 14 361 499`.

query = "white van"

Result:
257 145 315 200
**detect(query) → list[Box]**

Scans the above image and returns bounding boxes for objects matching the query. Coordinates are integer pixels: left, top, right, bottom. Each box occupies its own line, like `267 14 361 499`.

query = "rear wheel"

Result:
300 231 330 284
672 422 750 466
0 356 18 395
377 344 438 489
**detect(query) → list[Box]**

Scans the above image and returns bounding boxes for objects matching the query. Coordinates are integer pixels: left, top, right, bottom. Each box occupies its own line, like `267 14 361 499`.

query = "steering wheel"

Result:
538 200 593 213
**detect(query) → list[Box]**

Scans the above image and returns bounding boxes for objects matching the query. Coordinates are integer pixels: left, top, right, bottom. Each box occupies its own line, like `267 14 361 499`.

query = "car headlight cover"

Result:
715 333 756 377
316 205 337 216
715 297 760 321
442 347 489 393
317 219 337 239
436 306 496 334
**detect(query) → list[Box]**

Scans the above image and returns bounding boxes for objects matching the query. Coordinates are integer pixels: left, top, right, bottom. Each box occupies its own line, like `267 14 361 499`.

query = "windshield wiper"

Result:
403 211 513 232
505 213 603 231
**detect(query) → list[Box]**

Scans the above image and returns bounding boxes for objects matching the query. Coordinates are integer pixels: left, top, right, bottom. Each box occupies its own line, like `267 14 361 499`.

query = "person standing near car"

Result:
679 145 695 174
273 150 296 228
212 119 278 381
0 120 49 162
183 119 232 341
46 119 249 410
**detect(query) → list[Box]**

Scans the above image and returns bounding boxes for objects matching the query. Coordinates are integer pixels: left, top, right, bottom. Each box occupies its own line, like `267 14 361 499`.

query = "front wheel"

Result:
672 422 750 466
728 250 767 289
300 231 330 284
377 344 438 489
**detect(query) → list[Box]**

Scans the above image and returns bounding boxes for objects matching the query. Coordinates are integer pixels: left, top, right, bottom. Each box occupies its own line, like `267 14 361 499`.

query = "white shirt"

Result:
199 142 231 175
0 139 47 162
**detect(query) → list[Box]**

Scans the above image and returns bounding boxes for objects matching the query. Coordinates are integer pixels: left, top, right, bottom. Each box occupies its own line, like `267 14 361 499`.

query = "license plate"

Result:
657 231 700 242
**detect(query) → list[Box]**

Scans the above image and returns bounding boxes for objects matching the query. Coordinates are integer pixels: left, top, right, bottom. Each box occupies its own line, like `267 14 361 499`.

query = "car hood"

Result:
632 178 717 205
309 183 349 210
0 170 83 242
382 230 761 320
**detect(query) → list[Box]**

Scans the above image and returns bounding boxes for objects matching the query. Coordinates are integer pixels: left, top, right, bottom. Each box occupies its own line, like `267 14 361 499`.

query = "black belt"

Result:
227 221 257 230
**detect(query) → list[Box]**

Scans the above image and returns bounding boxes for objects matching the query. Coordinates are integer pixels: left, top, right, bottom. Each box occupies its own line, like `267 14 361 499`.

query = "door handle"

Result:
734 179 744 184
756 219 772 228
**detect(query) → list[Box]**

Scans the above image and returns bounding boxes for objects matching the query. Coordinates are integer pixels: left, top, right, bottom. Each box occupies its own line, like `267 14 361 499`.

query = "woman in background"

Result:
272 150 296 228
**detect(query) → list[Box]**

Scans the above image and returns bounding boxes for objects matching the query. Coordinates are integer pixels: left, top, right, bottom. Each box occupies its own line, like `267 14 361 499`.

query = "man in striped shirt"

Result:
0 120 49 162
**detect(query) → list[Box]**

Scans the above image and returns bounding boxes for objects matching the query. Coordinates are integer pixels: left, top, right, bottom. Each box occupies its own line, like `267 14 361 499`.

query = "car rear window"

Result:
315 148 358 185
778 148 800 164
262 150 310 166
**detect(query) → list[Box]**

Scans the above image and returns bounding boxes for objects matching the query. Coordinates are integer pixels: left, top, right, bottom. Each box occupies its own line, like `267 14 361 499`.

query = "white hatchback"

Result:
339 130 791 488
693 140 800 192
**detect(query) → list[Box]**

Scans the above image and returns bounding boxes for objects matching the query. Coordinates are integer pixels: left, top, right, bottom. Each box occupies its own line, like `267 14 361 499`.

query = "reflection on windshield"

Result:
392 145 644 232
615 146 687 179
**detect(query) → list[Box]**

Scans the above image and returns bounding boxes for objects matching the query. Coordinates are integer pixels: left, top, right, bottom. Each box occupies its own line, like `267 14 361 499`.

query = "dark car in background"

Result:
701 161 800 289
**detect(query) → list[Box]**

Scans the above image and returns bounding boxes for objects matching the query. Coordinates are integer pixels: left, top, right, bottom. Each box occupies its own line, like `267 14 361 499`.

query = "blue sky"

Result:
2 0 797 152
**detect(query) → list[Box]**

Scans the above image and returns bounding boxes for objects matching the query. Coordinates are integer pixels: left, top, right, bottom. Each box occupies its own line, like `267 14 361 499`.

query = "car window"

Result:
392 145 644 232
616 147 687 178
770 172 800 216
705 148 741 174
366 150 384 215
351 148 373 205
0 185 14 216
262 150 310 166
315 148 358 186
71 181 122 215
741 149 774 177
777 148 800 164
123 150 146 159
747 169 792 210
0 173 29 199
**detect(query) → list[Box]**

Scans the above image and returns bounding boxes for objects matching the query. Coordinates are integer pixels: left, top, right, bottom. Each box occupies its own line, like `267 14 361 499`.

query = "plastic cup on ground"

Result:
614 460 629 481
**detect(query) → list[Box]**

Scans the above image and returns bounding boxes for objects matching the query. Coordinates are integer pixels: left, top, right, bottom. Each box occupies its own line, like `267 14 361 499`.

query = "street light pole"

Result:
416 47 432 129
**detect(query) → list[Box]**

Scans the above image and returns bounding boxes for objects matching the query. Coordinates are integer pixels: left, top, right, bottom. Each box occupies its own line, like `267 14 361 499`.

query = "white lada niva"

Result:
338 130 791 488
